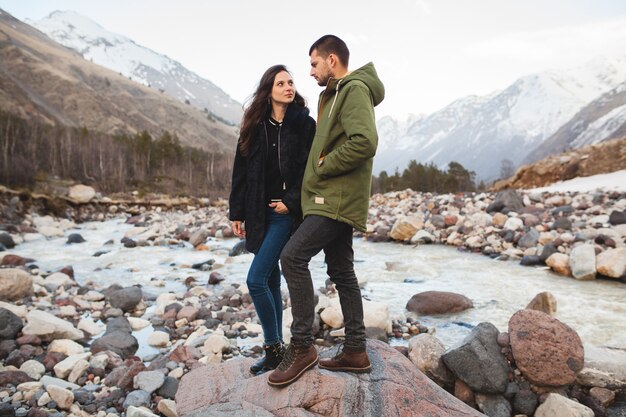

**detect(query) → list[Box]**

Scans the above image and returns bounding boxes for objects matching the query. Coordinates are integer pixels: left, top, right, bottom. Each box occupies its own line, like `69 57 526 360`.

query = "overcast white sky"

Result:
2 0 626 120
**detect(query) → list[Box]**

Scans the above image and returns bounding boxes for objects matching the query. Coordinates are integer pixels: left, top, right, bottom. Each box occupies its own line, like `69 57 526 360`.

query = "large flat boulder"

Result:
176 339 484 417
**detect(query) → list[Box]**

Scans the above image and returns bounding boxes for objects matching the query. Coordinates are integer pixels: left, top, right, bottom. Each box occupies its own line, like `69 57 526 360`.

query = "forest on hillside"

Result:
371 160 481 194
0 112 234 197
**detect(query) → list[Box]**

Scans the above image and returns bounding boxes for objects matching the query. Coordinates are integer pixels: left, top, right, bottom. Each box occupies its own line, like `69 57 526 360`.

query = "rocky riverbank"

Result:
0 183 625 416
366 188 626 282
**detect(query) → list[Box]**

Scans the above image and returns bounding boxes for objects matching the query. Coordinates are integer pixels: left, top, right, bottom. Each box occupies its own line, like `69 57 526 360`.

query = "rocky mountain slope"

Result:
375 56 626 182
493 136 626 190
0 9 236 151
31 10 243 126
524 80 626 164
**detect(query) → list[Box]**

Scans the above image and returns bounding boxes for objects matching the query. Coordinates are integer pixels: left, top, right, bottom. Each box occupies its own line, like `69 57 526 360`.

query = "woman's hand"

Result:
269 201 289 214
232 220 246 238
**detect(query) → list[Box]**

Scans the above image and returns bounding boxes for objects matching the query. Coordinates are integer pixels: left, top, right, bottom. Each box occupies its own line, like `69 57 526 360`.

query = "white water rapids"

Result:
11 216 626 354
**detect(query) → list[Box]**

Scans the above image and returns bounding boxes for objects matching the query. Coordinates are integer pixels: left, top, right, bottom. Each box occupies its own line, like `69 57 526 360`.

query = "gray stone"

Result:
0 233 15 249
157 376 179 399
518 229 539 249
108 287 143 312
569 244 597 280
134 370 165 394
123 390 151 409
475 393 512 417
0 307 23 339
442 322 510 394
90 331 138 359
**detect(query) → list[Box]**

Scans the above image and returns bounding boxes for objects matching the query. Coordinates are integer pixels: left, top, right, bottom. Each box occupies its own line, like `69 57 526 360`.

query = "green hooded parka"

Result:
301 62 384 231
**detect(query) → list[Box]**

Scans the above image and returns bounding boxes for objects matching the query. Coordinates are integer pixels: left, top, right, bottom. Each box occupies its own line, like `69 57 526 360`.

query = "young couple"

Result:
228 34 385 388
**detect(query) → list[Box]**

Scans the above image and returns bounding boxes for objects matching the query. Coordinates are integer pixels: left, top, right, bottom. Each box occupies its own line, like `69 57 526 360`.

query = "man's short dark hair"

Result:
309 35 350 67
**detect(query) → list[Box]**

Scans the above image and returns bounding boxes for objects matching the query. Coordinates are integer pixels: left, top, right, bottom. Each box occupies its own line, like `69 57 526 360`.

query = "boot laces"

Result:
277 343 297 371
332 344 345 360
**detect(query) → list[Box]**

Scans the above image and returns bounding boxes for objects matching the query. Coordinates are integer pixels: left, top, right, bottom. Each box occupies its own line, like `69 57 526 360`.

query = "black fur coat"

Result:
229 103 316 253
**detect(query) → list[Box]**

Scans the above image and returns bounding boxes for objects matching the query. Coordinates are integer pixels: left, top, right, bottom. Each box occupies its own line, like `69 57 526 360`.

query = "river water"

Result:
11 216 626 352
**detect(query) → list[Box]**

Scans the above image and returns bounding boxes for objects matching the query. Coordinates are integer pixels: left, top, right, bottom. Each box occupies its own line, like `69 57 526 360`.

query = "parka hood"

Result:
327 62 385 107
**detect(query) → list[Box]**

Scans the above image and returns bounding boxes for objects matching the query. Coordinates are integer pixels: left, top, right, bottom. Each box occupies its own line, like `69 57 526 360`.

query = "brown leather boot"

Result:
267 343 318 387
319 344 371 373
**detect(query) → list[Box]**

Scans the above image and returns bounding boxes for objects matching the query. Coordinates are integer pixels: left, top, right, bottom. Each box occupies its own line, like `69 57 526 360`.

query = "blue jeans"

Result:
246 209 292 345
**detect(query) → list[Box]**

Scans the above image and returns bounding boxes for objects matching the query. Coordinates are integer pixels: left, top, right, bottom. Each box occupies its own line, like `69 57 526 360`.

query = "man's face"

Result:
310 49 332 87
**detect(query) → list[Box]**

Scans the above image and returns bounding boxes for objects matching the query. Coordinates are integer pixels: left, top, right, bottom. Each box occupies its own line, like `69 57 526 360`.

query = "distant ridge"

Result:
32 10 243 126
0 8 237 151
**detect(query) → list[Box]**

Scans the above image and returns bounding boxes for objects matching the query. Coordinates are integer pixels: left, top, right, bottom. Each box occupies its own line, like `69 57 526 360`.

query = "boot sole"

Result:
267 357 319 387
318 364 372 373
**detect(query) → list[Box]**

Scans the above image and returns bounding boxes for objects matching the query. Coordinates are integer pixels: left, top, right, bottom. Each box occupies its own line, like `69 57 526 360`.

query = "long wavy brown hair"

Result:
238 65 306 157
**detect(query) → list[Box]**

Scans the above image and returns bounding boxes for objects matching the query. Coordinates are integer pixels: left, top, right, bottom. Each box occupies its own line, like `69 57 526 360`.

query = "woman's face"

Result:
270 71 295 106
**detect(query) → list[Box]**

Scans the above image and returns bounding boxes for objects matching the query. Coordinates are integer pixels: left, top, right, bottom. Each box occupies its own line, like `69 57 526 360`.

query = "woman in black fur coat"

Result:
229 65 316 375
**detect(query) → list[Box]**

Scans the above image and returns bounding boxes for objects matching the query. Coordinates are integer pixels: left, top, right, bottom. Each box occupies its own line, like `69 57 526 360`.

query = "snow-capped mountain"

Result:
375 55 626 181
32 10 242 125
525 80 626 164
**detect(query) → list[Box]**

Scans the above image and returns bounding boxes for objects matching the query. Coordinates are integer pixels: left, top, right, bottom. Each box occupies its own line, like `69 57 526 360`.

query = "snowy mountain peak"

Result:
32 10 242 125
375 54 626 181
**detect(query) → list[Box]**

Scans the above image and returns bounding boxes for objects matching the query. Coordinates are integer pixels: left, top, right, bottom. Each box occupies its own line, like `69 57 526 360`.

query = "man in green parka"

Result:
269 34 384 387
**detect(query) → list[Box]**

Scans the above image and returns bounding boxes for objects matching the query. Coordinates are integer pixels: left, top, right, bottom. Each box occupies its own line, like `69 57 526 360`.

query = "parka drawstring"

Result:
328 79 342 118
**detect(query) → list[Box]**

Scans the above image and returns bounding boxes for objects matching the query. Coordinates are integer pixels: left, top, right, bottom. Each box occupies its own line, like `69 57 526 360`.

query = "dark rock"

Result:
475 393 512 417
192 259 215 271
208 272 225 285
429 215 446 229
108 286 142 312
90 331 138 359
0 233 15 249
228 240 248 257
5 350 24 367
609 210 626 225
499 229 515 243
58 266 74 279
105 316 133 334
520 255 542 266
539 243 558 262
104 361 146 391
73 389 95 405
66 233 86 244
0 370 33 386
41 351 67 372
123 390 151 408
157 376 179 399
552 205 573 216
487 189 524 214
92 250 110 257
0 402 14 417
26 408 49 417
0 308 23 340
551 216 572 231
0 339 17 360
513 382 538 415
442 322 510 394
503 381 518 399
518 229 539 249
595 234 617 248
122 238 137 248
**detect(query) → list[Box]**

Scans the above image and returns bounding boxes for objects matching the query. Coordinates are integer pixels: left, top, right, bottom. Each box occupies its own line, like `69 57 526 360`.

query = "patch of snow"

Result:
528 169 626 193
